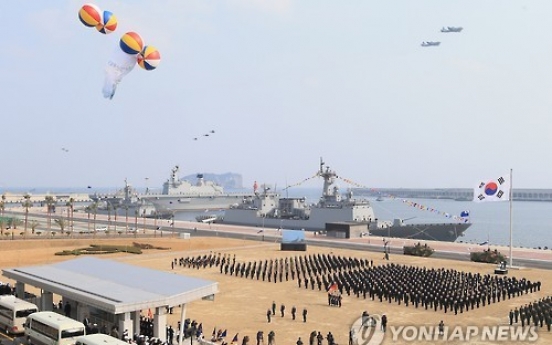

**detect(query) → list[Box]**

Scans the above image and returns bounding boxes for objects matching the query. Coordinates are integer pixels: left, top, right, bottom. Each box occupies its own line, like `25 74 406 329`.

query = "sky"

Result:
2 0 552 192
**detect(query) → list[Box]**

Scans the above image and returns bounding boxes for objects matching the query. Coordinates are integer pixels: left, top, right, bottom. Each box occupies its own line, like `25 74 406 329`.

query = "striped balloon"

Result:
137 46 161 70
95 11 118 34
119 32 144 55
79 3 102 27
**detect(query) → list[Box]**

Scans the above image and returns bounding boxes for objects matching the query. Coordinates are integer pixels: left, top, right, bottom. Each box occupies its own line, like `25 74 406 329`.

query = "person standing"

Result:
302 308 308 322
291 306 297 320
309 331 317 345
316 332 323 345
267 309 272 323
64 302 71 317
168 325 174 345
272 301 276 316
280 304 285 317
267 331 275 345
381 314 388 333
83 315 90 333
256 331 264 345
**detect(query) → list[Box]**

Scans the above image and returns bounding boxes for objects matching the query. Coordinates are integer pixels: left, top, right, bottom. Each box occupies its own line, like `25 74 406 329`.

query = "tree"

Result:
44 195 55 232
54 218 66 234
0 194 5 235
134 209 139 238
91 202 98 238
112 204 118 233
8 218 22 240
66 198 75 234
124 205 129 234
29 220 39 235
106 202 111 230
22 194 32 236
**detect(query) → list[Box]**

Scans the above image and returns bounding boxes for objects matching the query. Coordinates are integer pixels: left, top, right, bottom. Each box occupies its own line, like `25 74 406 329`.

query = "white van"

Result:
0 295 38 335
76 334 128 345
25 311 86 345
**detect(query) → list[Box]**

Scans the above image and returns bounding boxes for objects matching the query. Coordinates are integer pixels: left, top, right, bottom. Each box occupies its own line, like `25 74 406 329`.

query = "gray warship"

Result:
139 165 253 211
220 160 471 242
90 179 169 218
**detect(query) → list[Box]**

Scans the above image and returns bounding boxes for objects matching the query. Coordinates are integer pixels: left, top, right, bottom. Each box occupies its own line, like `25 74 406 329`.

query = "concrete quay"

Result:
5 208 552 270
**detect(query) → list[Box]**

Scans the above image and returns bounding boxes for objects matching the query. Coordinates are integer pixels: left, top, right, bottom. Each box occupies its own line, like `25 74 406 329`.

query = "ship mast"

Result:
319 158 337 201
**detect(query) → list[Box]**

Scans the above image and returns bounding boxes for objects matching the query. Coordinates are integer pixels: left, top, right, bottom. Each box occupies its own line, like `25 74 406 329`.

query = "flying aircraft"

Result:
441 26 463 33
421 41 441 47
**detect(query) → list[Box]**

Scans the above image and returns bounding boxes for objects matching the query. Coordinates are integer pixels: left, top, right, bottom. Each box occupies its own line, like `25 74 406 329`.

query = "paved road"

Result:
8 209 552 270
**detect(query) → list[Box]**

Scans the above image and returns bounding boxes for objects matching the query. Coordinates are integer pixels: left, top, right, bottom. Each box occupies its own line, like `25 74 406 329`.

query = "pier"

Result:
355 187 552 202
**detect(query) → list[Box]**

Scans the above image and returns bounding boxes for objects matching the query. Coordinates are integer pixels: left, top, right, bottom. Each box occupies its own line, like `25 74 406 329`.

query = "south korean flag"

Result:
474 174 511 202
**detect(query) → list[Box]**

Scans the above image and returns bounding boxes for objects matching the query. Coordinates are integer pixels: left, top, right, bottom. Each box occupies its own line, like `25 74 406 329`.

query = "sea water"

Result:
9 186 548 248
175 188 552 249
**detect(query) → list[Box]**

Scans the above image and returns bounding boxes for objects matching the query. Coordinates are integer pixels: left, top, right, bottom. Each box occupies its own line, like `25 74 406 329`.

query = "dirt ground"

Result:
1 236 551 345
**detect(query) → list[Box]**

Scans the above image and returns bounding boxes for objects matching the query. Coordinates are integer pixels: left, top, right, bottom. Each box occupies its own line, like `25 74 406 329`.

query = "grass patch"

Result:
55 242 171 256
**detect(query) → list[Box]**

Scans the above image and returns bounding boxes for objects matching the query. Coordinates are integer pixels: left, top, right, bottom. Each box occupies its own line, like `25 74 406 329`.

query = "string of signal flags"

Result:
280 172 469 223
78 3 161 99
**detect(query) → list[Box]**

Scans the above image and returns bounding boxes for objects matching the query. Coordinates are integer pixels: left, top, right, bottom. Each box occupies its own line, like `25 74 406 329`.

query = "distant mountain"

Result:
182 172 244 189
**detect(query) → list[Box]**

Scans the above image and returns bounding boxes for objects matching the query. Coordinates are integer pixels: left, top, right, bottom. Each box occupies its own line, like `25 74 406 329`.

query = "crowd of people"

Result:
0 282 14 295
172 250 543 344
509 295 552 330
335 263 541 314
266 301 308 323
176 251 541 315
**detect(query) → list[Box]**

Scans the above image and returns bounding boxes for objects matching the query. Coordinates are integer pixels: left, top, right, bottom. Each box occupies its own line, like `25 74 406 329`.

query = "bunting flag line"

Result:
336 176 470 223
283 174 319 190
279 171 469 223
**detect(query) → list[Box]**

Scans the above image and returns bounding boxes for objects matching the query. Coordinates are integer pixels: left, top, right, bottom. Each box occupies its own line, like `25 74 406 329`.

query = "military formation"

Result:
331 263 541 314
172 250 543 344
510 295 552 330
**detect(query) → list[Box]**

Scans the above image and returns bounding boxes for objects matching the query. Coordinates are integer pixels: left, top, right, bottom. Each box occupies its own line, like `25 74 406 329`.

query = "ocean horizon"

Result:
1 186 548 249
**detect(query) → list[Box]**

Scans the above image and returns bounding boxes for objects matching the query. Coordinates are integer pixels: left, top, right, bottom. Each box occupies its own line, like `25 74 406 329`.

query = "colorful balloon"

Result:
119 32 143 55
95 10 118 34
79 3 102 27
137 46 161 70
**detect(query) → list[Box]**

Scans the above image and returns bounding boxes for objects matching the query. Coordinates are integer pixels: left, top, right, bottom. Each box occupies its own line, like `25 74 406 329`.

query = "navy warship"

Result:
139 165 253 211
90 179 169 218
92 166 253 213
220 159 471 242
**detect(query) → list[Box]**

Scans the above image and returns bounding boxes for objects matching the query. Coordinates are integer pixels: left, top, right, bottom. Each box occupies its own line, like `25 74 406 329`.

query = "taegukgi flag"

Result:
474 173 510 202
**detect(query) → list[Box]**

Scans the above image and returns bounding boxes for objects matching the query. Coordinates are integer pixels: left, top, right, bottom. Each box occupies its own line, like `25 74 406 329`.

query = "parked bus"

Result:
0 295 38 335
25 311 86 345
76 334 128 345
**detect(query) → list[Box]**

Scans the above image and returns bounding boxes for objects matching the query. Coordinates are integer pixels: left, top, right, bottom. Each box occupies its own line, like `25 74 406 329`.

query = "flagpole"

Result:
509 168 513 268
